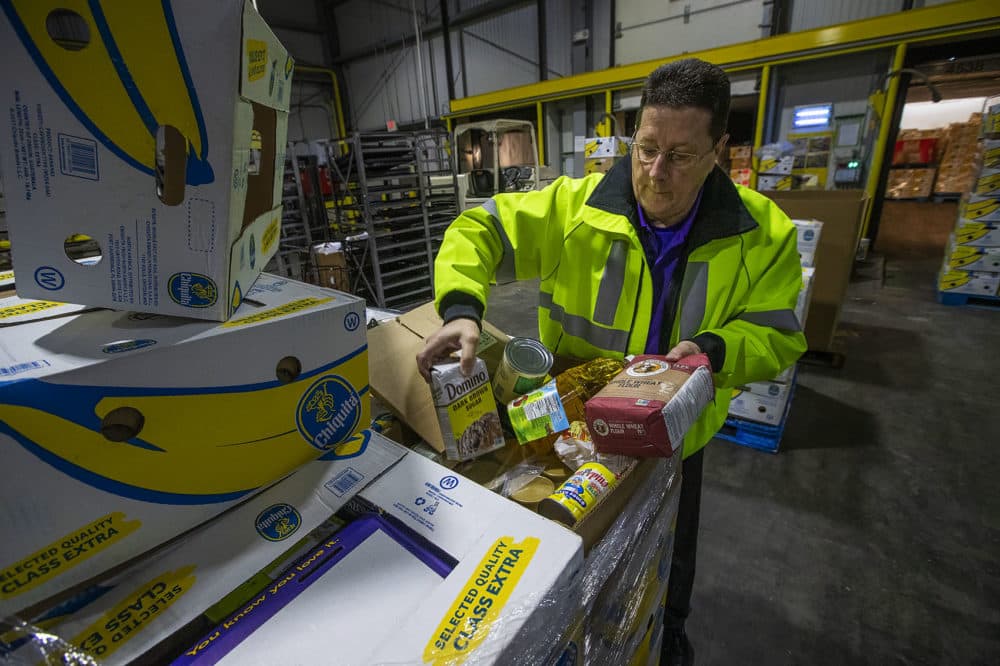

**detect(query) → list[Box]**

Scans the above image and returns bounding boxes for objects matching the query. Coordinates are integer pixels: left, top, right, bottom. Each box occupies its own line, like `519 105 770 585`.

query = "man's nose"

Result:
648 155 671 179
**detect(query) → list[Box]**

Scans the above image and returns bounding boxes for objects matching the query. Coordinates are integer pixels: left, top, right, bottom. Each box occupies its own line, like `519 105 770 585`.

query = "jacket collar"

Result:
586 159 758 249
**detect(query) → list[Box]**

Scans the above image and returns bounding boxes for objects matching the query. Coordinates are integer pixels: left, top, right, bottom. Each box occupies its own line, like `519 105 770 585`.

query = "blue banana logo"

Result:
2 0 214 185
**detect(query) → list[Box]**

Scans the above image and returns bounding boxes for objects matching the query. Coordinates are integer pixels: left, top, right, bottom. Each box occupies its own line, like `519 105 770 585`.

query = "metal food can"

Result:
492 337 554 405
537 462 621 527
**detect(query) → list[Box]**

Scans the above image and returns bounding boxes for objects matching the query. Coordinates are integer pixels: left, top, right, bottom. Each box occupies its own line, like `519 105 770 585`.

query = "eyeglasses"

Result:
631 137 716 170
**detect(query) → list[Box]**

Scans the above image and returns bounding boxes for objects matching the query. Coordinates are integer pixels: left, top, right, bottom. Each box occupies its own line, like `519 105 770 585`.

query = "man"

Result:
417 58 806 664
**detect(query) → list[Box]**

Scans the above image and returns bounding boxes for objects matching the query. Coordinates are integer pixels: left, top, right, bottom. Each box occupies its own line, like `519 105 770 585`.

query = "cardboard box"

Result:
757 174 795 191
954 221 1000 247
730 169 752 187
886 168 936 199
981 139 1000 170
180 450 584 665
892 138 938 165
367 302 510 452
758 155 795 175
973 167 1000 196
774 266 814 384
791 219 823 268
961 195 1000 223
584 137 629 159
946 239 1000 272
729 145 752 160
729 156 751 171
765 190 868 352
4 433 405 665
986 100 1000 137
939 266 1000 296
0 1 293 320
0 274 370 614
310 242 350 291
728 380 792 425
585 158 616 175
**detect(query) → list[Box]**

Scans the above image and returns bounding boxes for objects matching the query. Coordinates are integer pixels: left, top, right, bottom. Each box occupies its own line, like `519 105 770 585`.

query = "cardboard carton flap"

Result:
367 321 442 449
0 296 95 328
368 302 512 452
240 0 293 112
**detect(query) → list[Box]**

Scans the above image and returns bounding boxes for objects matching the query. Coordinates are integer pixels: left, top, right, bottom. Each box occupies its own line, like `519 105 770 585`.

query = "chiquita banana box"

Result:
946 236 1000 272
1 432 405 666
961 195 1000 224
0 0 293 320
0 274 370 616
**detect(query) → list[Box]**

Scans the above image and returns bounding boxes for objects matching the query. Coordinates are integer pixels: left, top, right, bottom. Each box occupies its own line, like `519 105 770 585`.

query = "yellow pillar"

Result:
536 102 545 166
751 65 771 191
861 42 908 239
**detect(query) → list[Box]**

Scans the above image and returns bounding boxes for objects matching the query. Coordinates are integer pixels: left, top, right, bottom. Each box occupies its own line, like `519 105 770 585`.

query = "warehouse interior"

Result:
0 1 999 664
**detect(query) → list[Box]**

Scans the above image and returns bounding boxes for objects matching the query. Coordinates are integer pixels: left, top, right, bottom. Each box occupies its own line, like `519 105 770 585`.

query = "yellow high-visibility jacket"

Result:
435 161 806 458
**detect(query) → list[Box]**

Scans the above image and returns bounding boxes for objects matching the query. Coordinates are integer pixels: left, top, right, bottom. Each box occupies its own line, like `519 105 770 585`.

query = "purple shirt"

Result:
641 189 703 354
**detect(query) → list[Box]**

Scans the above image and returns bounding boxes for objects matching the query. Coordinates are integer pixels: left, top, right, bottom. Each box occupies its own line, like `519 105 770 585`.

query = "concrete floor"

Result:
483 255 1000 664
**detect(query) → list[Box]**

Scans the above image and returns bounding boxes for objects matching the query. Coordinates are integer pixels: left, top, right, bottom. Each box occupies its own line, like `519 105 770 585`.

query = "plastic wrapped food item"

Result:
507 357 624 451
537 456 638 527
586 354 715 457
0 617 98 665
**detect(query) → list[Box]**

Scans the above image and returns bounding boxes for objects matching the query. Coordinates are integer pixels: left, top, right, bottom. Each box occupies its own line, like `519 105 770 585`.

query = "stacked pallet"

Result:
939 97 1000 306
716 219 819 453
935 114 985 196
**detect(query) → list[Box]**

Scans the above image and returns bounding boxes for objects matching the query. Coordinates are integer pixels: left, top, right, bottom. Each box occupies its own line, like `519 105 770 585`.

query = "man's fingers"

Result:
665 340 701 362
459 333 478 376
415 318 481 381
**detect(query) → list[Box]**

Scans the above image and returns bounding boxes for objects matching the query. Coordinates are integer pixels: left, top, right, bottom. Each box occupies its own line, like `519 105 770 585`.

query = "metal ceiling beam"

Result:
449 0 1000 115
332 0 533 65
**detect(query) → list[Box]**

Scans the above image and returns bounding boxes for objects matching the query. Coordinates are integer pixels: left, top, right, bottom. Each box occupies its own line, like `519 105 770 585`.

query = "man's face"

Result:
630 105 727 227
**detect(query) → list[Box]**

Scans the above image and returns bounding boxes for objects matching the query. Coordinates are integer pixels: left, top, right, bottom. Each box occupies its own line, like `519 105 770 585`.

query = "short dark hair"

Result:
638 58 731 142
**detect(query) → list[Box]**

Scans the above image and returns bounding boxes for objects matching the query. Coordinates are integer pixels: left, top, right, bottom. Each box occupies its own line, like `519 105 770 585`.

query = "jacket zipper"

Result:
659 232 695 353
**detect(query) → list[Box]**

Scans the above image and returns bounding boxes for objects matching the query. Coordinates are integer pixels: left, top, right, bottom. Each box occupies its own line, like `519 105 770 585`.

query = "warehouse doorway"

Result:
873 38 1000 291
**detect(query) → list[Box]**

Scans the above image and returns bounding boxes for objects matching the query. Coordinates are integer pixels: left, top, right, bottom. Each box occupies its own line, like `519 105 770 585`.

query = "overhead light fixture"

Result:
793 103 833 129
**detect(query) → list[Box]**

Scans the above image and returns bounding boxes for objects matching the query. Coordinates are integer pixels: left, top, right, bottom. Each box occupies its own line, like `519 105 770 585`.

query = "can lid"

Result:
507 337 554 375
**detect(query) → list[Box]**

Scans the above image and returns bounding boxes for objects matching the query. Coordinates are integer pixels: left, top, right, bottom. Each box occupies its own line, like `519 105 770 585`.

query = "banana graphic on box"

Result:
983 145 1000 170
2 0 213 185
955 222 991 244
948 245 984 268
976 171 1000 195
939 270 971 291
962 197 1000 221
0 359 370 504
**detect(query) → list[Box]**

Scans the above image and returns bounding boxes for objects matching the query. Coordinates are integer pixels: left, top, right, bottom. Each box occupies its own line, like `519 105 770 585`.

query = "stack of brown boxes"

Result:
886 129 942 199
935 114 984 195
886 168 936 199
729 145 752 187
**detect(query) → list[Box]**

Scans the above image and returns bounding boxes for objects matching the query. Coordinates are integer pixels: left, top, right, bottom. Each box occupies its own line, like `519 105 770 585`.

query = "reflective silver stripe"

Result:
738 309 802 331
678 262 709 340
481 198 516 283
594 239 627 326
539 291 629 352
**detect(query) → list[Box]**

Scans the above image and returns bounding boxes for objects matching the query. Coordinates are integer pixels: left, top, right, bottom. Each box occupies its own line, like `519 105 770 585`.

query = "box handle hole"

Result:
156 125 187 206
46 9 90 51
102 407 145 442
276 356 302 384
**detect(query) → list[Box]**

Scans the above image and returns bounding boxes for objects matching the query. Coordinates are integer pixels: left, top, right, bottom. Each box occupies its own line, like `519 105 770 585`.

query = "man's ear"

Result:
715 133 730 159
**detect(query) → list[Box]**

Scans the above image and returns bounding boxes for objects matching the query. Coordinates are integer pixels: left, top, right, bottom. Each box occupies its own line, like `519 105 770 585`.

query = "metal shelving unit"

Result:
330 129 458 309
268 147 329 282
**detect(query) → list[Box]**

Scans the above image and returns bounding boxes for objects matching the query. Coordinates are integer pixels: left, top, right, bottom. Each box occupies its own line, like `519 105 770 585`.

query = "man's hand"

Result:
416 318 481 382
665 340 701 362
